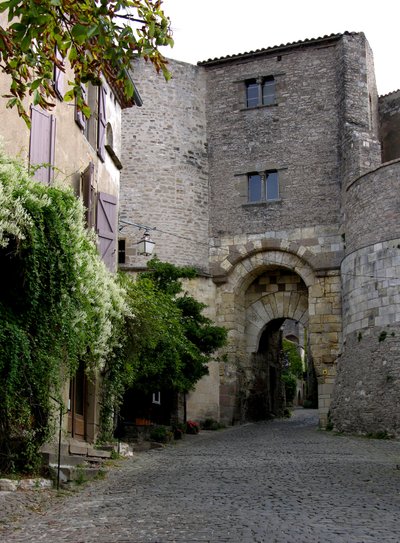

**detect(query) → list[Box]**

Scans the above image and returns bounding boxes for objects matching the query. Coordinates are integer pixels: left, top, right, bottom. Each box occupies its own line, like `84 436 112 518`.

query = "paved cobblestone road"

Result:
1 409 400 543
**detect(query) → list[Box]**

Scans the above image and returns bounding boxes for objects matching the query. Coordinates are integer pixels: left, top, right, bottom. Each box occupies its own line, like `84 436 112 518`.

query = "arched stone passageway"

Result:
243 316 315 421
215 249 341 428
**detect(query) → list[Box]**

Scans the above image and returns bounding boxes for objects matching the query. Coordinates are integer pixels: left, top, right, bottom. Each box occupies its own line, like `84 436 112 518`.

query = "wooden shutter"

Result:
53 48 64 100
97 86 107 162
75 85 87 130
96 192 117 271
81 162 95 228
29 106 56 185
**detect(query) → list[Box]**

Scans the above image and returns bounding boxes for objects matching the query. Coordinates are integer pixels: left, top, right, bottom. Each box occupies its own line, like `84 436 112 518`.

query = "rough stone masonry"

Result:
119 31 400 435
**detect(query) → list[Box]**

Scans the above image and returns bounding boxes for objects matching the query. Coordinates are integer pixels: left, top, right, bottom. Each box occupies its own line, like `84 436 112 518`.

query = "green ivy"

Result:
0 152 127 472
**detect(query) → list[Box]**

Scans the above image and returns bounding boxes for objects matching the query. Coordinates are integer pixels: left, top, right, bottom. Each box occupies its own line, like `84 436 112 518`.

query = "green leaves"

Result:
117 258 227 397
0 0 173 123
0 150 128 471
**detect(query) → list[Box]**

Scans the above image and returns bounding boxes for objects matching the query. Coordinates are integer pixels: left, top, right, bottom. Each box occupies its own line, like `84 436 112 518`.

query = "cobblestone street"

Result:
1 409 399 543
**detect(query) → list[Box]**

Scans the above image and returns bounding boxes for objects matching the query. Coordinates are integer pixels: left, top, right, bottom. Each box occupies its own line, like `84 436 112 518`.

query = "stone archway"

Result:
215 249 341 427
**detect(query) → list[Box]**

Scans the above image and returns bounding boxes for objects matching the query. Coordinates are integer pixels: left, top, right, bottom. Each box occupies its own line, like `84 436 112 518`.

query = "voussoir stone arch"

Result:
245 291 309 354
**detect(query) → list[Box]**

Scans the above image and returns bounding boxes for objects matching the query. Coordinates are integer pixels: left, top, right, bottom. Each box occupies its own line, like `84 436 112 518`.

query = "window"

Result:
248 171 279 202
75 83 107 162
29 106 56 185
53 48 64 100
81 162 95 229
245 76 275 108
118 239 126 264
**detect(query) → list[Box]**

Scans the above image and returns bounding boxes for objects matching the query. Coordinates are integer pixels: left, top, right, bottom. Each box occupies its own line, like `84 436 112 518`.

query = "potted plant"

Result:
186 420 200 435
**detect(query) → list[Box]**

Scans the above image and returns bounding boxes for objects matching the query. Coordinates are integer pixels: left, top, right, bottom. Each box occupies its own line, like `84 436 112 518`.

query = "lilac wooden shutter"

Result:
96 192 117 271
53 48 64 100
75 85 86 130
29 106 56 185
81 162 95 228
97 86 107 161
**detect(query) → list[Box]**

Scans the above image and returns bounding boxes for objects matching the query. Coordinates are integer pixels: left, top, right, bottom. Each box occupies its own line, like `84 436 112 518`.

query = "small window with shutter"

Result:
53 48 64 100
75 84 87 130
97 86 107 162
29 106 56 185
81 162 95 229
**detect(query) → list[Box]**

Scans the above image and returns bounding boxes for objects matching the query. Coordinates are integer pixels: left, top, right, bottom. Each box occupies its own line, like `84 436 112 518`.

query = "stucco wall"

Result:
0 66 121 199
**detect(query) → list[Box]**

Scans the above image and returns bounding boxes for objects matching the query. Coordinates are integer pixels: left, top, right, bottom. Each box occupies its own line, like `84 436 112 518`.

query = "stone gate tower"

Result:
120 32 400 434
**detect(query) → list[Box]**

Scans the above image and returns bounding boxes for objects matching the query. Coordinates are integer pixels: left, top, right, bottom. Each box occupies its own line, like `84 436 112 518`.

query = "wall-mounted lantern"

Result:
119 219 156 258
137 230 155 256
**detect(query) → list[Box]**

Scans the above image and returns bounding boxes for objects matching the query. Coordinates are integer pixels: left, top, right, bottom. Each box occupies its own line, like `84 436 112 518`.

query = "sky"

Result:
160 0 399 96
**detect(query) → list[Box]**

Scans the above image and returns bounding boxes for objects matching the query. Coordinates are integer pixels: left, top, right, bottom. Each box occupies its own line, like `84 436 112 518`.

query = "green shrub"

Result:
149 426 173 443
172 422 186 440
281 372 297 403
200 418 225 431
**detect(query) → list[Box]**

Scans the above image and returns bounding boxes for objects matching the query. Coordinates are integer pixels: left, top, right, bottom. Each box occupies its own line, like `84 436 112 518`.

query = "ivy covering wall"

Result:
0 153 128 472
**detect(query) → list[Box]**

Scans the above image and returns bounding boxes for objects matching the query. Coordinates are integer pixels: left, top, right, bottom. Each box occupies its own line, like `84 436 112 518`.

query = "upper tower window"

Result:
248 171 279 202
246 76 275 108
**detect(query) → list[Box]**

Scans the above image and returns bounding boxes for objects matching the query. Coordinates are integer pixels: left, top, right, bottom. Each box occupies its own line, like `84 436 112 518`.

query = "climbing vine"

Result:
0 152 128 473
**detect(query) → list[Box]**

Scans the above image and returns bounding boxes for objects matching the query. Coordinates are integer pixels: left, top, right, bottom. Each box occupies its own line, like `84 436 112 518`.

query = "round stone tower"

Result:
331 158 400 435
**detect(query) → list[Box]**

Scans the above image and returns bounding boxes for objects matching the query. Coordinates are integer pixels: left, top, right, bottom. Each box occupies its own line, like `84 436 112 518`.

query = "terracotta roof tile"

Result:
198 31 359 66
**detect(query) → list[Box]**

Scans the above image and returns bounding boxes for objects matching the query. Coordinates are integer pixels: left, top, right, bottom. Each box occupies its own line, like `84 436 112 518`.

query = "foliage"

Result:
0 0 173 124
200 418 225 431
99 258 227 440
172 422 186 439
282 339 303 378
281 372 297 404
281 338 303 405
302 399 317 409
0 154 227 467
121 258 227 394
0 151 128 472
149 425 172 443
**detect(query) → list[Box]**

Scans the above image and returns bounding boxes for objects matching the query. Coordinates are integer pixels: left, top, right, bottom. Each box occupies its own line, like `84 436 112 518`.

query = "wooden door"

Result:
68 361 87 440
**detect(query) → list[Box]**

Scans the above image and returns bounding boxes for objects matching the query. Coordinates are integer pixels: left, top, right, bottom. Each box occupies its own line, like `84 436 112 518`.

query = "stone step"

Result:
87 447 111 459
42 452 88 467
40 442 70 456
48 464 106 485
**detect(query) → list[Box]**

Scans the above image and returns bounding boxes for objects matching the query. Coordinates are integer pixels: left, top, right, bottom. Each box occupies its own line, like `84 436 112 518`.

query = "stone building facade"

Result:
120 32 400 434
0 8 137 445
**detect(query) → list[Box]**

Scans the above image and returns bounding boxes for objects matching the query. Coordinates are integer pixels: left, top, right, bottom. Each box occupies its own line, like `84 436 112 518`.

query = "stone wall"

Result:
337 33 381 190
343 160 400 255
120 58 209 272
118 32 399 433
203 37 343 238
330 160 400 435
